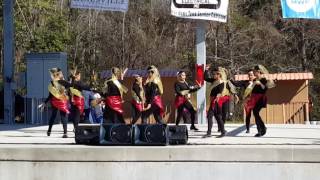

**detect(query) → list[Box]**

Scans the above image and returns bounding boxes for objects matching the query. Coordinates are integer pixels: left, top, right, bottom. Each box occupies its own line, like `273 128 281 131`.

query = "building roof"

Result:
235 72 314 81
100 69 180 79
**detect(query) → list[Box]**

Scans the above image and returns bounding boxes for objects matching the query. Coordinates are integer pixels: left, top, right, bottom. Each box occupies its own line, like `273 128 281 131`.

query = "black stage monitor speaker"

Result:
100 124 133 145
134 124 168 146
75 124 100 145
168 125 188 145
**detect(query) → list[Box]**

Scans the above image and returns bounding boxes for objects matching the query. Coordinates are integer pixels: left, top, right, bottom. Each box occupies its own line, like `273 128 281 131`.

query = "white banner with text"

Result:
171 0 229 22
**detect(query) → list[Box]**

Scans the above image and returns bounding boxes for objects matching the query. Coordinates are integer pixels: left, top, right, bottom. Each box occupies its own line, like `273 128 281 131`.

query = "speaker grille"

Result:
145 125 167 143
168 125 188 145
110 125 132 143
100 124 133 145
75 124 100 145
134 124 168 145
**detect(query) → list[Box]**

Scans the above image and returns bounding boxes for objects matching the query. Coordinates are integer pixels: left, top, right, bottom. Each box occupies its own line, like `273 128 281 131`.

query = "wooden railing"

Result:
280 102 308 124
243 102 309 124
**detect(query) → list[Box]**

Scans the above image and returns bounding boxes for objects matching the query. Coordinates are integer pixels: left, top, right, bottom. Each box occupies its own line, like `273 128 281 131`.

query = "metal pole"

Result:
122 12 126 67
196 21 206 124
3 0 15 124
31 98 34 124
24 96 26 125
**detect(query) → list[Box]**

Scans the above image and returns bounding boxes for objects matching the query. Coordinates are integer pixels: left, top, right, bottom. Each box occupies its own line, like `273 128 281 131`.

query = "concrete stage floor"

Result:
0 123 319 146
1 123 320 180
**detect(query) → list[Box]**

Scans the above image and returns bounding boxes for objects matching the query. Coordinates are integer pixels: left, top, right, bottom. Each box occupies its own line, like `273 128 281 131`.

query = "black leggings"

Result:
48 106 68 134
253 99 266 133
245 110 252 131
69 104 81 129
142 104 164 124
176 101 196 126
104 106 125 124
207 101 228 134
84 108 91 122
131 104 143 124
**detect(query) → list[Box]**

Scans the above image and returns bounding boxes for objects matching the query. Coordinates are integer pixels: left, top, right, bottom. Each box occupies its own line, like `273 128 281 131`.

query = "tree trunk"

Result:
215 25 219 62
301 25 307 72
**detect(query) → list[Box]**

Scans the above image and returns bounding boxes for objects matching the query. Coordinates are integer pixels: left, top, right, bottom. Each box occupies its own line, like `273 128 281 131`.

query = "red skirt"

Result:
50 97 70 114
210 95 230 110
105 96 124 114
174 96 188 108
244 94 267 115
132 99 143 112
153 95 165 117
72 95 85 115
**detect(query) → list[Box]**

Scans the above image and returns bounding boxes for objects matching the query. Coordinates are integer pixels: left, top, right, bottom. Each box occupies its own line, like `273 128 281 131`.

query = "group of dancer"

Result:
203 64 274 137
39 68 91 138
40 64 274 138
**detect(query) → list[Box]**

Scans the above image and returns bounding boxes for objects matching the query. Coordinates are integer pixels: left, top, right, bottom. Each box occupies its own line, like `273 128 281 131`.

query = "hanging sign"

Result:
171 0 229 22
70 0 129 12
281 0 320 19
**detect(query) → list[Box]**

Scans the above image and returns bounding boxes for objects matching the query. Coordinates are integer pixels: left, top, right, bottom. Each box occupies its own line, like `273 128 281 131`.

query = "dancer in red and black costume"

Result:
103 67 128 124
131 74 146 124
142 65 165 124
249 65 275 137
231 69 256 133
68 68 92 129
241 70 256 133
39 68 71 138
174 71 200 130
204 66 237 138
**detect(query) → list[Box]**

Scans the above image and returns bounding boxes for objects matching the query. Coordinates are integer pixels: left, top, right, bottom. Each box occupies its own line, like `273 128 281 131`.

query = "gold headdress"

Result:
211 67 237 96
217 67 228 81
254 64 276 88
48 68 67 100
49 68 61 80
69 66 78 78
104 67 128 97
254 65 269 74
111 67 121 79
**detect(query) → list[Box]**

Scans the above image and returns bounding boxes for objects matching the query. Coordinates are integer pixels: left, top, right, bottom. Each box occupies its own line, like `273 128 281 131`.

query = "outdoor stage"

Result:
0 124 320 180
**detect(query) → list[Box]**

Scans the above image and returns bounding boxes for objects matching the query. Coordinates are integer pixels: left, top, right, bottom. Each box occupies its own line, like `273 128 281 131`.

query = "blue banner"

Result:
281 0 320 19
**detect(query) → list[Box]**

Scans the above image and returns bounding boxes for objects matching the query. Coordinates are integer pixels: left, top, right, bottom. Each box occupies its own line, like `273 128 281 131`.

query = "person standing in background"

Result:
82 89 94 123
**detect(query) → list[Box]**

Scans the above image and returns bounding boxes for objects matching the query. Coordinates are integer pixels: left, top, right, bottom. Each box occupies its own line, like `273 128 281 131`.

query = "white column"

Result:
196 21 206 124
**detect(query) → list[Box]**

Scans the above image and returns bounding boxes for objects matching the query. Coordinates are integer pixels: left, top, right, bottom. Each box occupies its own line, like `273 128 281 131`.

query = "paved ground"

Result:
0 123 319 146
1 123 320 180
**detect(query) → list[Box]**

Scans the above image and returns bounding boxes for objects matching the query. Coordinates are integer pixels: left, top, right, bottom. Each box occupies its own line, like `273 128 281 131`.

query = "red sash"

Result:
50 96 70 114
132 99 143 112
174 96 188 108
210 95 230 109
153 95 165 117
72 95 85 115
244 94 267 114
105 96 124 114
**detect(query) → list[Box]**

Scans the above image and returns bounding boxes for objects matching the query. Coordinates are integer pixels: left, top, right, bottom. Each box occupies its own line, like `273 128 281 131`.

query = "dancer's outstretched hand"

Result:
121 68 128 80
144 104 151 111
38 103 46 112
234 95 240 104
205 64 211 70
195 80 201 87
